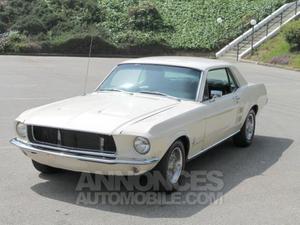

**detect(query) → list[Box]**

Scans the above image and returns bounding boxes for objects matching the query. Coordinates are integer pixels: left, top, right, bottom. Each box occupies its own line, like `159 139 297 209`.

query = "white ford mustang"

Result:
10 57 267 188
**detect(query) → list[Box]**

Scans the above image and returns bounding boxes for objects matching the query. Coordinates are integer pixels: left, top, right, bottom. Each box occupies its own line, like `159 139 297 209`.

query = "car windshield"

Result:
98 64 202 101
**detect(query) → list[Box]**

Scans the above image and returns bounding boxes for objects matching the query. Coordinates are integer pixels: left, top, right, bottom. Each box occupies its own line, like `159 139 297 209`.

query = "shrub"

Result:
128 2 164 31
0 31 40 53
0 32 9 53
7 31 26 43
269 55 290 65
16 41 42 53
0 0 290 54
12 16 46 35
49 0 104 26
81 0 104 24
284 20 300 50
0 21 6 33
49 33 116 54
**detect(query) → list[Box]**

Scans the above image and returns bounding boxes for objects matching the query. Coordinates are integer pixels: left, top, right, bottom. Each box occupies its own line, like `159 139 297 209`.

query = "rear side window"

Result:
227 68 238 92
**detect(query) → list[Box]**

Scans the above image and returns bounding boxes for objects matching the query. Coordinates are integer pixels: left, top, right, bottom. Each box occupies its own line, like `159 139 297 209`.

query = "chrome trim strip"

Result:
10 138 159 165
195 70 203 102
188 130 240 161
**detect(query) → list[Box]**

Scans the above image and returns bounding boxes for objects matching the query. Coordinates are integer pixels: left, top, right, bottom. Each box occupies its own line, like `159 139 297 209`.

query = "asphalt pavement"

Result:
0 56 299 225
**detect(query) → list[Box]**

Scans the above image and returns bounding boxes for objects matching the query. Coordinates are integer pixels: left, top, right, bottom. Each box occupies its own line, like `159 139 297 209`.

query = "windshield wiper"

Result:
99 88 133 95
99 88 124 92
138 91 181 101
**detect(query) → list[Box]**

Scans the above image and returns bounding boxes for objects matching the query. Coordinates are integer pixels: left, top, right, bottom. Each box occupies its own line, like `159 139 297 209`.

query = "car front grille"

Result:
27 125 116 153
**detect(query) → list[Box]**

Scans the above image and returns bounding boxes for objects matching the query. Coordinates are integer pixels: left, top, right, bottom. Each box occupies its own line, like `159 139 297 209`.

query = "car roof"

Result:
119 56 232 71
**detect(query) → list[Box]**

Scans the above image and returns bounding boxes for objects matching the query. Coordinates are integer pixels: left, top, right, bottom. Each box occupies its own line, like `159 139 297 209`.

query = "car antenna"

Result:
83 35 94 95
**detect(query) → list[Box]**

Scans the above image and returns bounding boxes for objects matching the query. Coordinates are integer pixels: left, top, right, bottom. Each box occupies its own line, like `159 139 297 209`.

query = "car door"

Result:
201 67 240 149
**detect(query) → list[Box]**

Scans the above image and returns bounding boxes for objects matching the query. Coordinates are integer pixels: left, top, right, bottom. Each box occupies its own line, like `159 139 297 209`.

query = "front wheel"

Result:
156 140 186 191
233 109 256 147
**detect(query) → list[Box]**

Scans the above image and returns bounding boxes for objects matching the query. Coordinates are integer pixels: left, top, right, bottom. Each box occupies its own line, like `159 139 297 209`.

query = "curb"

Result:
239 59 300 72
0 52 214 59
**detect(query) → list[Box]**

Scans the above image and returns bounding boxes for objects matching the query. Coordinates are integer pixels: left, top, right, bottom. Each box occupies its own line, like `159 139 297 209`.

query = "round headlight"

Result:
16 122 27 139
134 137 150 154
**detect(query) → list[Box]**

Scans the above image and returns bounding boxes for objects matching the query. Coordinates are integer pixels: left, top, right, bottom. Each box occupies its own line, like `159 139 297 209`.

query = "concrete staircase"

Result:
216 1 300 61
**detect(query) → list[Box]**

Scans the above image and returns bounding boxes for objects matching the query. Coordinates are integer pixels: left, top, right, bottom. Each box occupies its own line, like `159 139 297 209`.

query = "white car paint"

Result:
11 57 268 175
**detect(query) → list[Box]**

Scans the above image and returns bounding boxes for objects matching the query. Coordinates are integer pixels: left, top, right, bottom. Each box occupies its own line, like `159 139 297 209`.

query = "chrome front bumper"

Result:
10 138 160 175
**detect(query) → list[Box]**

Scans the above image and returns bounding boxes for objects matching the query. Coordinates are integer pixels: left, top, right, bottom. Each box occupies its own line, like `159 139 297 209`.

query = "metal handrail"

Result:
216 0 300 60
238 2 296 44
238 4 299 59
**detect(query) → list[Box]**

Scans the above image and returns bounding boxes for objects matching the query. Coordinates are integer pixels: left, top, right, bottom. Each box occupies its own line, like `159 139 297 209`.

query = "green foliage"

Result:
284 20 300 50
0 31 42 53
0 21 6 33
128 2 163 31
248 22 300 69
12 17 46 35
0 0 288 54
0 0 104 34
46 32 116 54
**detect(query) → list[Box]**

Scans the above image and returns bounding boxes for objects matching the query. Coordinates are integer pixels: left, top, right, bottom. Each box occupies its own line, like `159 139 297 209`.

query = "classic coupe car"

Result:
11 57 267 188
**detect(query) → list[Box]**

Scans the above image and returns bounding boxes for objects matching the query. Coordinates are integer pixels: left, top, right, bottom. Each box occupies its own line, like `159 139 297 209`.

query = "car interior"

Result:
203 68 238 101
141 68 200 100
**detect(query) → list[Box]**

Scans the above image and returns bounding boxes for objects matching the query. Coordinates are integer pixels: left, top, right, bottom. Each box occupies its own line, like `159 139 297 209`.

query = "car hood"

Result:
18 92 180 134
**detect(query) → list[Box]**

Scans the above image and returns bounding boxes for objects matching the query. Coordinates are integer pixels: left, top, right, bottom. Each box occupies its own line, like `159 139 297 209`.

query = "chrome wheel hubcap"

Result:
166 147 183 184
246 113 255 140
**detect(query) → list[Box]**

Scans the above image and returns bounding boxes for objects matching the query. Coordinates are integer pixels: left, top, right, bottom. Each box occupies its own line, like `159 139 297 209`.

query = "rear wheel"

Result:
233 109 256 147
32 160 63 174
156 140 186 192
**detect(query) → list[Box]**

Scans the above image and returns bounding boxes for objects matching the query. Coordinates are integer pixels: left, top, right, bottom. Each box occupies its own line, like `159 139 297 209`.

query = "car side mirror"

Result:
210 90 223 101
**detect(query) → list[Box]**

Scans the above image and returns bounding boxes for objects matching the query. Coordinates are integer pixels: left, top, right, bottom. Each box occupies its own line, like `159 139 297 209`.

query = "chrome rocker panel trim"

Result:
10 138 159 165
188 130 240 161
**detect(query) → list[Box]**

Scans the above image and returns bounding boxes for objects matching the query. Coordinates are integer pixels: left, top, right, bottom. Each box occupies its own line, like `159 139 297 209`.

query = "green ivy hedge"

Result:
0 0 288 55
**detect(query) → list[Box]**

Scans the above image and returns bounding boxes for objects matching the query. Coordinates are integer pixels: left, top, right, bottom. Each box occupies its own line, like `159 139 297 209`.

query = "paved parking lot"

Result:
0 56 299 225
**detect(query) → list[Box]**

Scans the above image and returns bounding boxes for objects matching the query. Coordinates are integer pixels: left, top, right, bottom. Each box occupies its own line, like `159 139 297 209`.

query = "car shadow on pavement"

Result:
31 135 293 218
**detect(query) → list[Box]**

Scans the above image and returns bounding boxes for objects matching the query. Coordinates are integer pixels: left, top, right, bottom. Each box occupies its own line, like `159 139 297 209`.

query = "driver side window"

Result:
203 68 238 101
